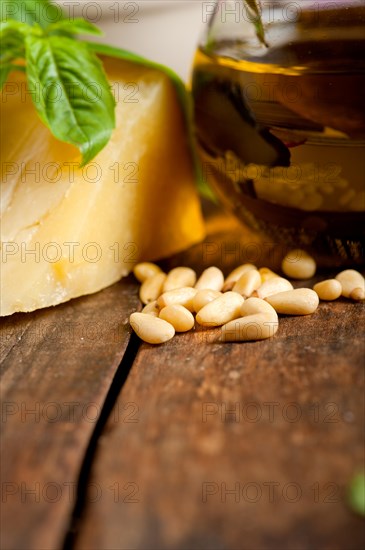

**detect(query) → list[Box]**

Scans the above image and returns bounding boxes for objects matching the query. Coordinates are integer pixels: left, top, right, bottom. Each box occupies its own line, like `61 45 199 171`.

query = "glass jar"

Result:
191 0 365 265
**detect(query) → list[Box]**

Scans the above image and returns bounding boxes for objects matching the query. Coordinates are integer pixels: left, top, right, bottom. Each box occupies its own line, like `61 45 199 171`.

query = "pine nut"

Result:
193 289 222 313
265 288 319 315
139 272 166 304
281 249 316 279
256 277 293 299
130 312 174 344
131 259 361 344
335 270 365 299
232 269 261 297
157 287 197 312
133 262 161 283
240 297 278 320
220 313 279 342
196 291 244 327
313 279 342 301
350 287 365 301
163 267 196 292
259 267 279 283
223 264 257 291
141 300 160 317
159 305 195 332
195 267 224 291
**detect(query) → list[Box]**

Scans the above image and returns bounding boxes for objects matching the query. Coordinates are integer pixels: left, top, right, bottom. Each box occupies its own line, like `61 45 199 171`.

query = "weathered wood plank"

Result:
0 278 140 550
74 217 365 549
76 302 365 550
2 206 364 549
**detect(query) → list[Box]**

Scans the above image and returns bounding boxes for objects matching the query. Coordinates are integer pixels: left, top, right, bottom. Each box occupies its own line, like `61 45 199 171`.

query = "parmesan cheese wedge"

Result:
0 55 205 316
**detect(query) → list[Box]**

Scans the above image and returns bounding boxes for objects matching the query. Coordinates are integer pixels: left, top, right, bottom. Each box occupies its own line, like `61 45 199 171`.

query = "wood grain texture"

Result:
0 278 140 550
2 207 364 550
74 214 365 550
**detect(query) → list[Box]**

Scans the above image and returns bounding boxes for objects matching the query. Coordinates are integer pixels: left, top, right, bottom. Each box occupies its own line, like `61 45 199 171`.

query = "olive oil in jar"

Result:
192 44 365 213
191 1 365 263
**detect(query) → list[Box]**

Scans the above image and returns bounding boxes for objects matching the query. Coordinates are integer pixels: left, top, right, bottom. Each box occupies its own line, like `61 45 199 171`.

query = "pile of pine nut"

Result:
129 249 365 345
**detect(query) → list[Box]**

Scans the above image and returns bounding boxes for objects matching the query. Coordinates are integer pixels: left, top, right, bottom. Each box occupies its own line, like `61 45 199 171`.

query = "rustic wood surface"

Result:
75 301 365 550
0 280 140 550
1 207 364 550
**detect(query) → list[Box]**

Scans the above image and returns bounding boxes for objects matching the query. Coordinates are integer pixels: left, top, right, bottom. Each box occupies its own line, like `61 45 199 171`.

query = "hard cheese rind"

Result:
0 55 205 316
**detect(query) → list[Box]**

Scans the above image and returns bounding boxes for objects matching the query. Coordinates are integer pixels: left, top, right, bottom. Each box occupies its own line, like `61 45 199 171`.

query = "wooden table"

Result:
1 206 364 550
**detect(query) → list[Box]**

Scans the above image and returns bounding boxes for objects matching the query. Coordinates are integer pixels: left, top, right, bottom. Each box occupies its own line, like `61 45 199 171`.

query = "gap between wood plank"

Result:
62 332 141 549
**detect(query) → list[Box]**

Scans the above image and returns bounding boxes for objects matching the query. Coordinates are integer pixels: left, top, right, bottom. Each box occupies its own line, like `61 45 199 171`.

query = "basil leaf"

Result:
0 27 25 63
46 18 102 37
348 473 365 516
0 20 32 35
1 65 12 88
4 0 64 28
244 0 261 18
242 0 267 47
25 33 115 165
0 22 27 87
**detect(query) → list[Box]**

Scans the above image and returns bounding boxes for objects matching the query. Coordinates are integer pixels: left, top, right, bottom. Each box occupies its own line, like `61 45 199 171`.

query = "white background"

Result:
57 1 209 81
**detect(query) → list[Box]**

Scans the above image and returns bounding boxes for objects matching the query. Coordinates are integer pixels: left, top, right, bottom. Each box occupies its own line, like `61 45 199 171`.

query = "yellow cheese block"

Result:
0 56 205 316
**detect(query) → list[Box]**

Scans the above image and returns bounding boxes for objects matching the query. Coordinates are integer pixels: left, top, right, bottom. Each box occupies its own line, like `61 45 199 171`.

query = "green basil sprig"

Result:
5 0 65 28
244 0 267 47
348 473 365 517
0 0 115 166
